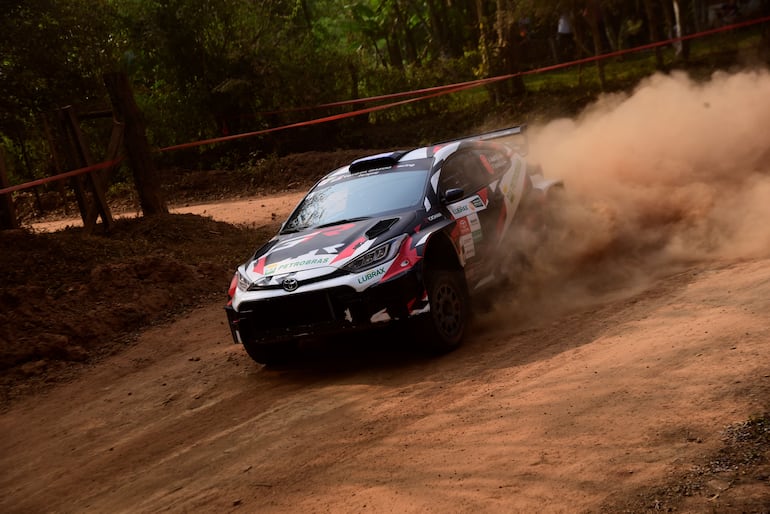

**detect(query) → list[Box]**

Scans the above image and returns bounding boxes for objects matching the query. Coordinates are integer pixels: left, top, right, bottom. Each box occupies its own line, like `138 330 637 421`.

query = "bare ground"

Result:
3 70 770 512
0 189 768 513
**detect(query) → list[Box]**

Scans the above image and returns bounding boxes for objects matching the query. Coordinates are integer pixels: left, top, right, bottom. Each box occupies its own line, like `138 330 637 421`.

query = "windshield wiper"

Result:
280 216 370 234
315 217 370 229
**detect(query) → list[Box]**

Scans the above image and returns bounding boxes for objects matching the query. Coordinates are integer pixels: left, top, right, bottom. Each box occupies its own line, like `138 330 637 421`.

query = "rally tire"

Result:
242 340 296 366
422 270 470 353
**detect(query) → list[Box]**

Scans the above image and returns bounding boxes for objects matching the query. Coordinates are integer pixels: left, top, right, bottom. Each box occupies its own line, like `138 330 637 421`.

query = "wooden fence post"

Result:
41 113 71 215
0 146 20 230
103 72 168 216
59 105 114 232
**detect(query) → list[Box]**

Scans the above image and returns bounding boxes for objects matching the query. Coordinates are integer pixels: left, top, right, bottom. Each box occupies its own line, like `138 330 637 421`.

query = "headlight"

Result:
236 270 251 291
342 237 403 273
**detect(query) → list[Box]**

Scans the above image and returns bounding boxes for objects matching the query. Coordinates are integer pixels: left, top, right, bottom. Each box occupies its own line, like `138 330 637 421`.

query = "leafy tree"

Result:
0 0 118 178
0 0 763 183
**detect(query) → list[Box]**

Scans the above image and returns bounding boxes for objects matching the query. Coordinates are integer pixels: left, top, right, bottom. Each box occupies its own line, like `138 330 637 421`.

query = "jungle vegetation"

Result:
1 0 769 183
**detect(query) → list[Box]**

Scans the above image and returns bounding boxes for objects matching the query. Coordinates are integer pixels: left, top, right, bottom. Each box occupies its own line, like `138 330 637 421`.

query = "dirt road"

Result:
3 70 770 512
2 190 769 513
28 191 306 233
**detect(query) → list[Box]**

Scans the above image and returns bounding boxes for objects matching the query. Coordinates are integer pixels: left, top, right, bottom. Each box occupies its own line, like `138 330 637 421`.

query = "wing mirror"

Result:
442 188 464 204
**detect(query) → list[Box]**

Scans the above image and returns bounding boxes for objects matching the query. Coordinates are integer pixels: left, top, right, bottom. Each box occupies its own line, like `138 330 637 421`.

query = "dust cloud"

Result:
493 69 770 324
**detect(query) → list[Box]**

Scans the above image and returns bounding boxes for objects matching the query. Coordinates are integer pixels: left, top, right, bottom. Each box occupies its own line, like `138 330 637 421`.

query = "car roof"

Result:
346 125 526 175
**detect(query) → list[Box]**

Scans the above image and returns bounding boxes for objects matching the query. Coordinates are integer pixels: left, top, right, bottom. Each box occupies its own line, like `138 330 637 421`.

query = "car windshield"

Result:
282 168 429 232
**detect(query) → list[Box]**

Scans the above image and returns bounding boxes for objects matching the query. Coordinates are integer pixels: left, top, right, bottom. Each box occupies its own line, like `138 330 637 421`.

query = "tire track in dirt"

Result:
1 257 768 512
4 70 770 512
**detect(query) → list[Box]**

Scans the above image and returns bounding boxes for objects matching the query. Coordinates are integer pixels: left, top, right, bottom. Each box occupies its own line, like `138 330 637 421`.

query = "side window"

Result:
477 147 512 176
439 150 488 198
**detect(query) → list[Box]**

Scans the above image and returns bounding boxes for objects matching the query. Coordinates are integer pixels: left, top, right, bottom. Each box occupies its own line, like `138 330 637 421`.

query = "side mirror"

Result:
442 188 464 204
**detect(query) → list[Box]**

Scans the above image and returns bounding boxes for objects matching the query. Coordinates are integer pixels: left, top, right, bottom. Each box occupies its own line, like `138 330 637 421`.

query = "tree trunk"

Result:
761 0 770 60
475 0 493 86
103 72 168 216
386 28 404 70
586 0 607 90
643 0 665 69
493 0 525 99
0 146 19 230
394 0 419 65
426 0 454 57
672 0 690 60
602 5 618 52
298 0 312 30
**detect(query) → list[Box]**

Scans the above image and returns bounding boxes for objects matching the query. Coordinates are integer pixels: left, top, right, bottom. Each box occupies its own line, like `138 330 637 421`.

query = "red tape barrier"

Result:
157 78 507 153
2 14 769 197
256 80 493 116
0 158 123 196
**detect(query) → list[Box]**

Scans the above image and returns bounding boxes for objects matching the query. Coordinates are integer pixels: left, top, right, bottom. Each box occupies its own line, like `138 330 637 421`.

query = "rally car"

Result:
225 125 562 365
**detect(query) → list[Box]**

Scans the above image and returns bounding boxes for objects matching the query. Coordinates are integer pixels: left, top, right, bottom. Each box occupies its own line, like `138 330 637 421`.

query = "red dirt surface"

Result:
1 191 769 512
1 72 769 512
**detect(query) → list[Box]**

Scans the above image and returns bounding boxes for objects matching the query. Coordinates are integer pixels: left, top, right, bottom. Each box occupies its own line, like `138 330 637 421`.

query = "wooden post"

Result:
55 107 91 227
41 113 70 215
103 72 168 216
62 106 114 232
100 118 125 189
0 146 20 230
52 106 114 232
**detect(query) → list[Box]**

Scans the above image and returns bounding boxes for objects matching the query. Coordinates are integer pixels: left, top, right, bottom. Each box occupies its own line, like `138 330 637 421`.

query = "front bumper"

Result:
225 270 424 345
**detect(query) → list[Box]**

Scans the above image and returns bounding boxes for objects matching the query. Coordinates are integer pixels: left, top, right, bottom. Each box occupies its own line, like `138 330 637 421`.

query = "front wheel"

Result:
242 339 297 366
421 270 470 353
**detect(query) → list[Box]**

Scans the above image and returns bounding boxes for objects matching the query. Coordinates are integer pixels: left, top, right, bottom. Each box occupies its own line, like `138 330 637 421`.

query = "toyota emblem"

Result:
281 277 299 292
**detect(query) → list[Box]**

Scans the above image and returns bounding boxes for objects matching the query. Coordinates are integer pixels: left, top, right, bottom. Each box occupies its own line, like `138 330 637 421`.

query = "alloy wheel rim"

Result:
435 282 462 337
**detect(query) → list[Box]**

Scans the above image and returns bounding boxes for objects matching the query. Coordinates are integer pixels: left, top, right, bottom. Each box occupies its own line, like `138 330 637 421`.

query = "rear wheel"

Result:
421 270 469 353
242 339 297 366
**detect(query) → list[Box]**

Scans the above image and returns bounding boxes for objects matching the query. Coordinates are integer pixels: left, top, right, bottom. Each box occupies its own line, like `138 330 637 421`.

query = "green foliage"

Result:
0 1 117 126
0 1 120 179
1 0 768 185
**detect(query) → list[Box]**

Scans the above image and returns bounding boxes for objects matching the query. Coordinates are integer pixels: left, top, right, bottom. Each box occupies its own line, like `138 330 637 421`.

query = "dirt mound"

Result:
2 149 392 406
0 214 275 407
1 71 769 511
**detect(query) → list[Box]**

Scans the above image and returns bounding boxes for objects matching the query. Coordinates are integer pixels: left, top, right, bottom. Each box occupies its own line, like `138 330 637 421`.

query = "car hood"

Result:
243 213 418 282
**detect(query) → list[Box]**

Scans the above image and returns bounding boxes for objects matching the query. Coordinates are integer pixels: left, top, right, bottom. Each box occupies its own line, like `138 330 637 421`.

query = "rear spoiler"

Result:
432 124 528 154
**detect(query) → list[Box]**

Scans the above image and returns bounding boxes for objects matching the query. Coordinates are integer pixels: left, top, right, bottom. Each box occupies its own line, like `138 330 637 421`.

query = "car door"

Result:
438 147 507 283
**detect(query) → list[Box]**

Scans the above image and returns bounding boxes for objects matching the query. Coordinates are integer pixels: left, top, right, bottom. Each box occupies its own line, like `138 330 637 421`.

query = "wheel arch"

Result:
422 230 463 275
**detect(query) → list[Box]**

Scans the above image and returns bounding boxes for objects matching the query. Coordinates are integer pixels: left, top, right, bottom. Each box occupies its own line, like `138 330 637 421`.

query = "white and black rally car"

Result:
225 125 562 364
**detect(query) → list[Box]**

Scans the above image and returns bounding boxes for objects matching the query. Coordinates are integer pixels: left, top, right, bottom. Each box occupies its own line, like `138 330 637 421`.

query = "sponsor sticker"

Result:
457 217 472 235
357 266 387 285
467 212 483 243
459 233 475 259
447 194 487 219
264 255 335 276
449 202 471 217
467 212 481 232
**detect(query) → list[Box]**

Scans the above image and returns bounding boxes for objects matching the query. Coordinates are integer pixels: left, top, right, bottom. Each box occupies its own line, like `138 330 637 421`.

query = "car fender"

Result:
420 222 465 273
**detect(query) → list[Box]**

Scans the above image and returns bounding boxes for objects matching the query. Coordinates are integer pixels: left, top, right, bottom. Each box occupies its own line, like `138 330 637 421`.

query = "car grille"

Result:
237 287 360 333
233 272 422 344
